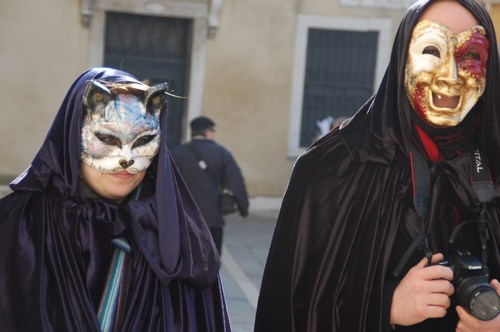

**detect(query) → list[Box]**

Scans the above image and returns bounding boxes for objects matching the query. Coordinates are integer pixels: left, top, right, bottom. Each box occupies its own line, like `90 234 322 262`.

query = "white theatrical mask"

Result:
404 20 489 127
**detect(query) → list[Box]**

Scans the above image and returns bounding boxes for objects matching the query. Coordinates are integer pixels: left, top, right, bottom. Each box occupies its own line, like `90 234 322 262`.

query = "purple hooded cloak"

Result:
0 68 230 331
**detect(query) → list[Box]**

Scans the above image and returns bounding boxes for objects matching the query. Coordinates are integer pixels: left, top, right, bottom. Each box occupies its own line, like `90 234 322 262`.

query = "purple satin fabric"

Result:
0 68 229 331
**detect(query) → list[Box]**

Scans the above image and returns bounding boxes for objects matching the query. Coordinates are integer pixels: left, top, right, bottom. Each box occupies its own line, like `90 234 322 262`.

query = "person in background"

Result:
172 116 249 255
255 0 500 331
312 115 350 143
0 68 230 331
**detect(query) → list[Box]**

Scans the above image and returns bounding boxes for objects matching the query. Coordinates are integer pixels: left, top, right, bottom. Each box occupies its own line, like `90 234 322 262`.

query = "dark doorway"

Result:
104 12 191 148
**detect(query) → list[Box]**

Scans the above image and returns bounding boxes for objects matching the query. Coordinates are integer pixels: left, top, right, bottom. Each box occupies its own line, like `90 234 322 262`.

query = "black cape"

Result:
0 68 230 331
255 0 500 331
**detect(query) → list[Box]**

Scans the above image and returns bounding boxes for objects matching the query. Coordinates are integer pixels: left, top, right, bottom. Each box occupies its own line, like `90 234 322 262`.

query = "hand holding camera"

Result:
455 279 500 331
391 253 454 326
438 251 500 322
391 251 500 329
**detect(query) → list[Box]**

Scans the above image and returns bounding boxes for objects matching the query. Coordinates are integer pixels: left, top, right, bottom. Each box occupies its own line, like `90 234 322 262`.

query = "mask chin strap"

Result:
394 147 493 278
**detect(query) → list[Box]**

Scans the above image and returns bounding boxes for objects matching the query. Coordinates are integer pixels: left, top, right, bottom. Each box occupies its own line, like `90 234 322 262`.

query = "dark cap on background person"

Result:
190 116 216 136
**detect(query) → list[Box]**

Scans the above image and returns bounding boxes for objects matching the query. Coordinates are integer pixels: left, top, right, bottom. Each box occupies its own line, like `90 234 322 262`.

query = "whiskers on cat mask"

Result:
81 80 168 174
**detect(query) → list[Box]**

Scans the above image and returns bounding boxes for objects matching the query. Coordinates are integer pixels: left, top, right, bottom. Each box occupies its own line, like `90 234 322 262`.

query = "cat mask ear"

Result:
144 82 168 118
82 80 113 117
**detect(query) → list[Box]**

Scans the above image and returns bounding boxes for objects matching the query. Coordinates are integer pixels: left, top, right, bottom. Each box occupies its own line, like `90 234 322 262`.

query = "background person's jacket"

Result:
172 137 249 228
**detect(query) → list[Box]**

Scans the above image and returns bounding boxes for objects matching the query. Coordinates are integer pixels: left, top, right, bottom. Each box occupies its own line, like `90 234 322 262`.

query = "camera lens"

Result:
471 291 500 321
456 277 500 321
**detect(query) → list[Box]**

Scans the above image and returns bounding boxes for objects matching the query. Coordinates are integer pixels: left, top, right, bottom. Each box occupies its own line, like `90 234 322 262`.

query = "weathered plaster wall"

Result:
0 1 89 179
203 0 406 196
203 0 297 196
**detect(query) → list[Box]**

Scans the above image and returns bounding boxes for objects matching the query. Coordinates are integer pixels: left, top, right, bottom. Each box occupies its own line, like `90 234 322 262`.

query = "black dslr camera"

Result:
439 251 500 321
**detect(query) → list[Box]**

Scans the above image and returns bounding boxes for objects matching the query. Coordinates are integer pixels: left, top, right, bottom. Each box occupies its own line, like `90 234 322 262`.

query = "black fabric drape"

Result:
255 0 500 331
0 68 230 331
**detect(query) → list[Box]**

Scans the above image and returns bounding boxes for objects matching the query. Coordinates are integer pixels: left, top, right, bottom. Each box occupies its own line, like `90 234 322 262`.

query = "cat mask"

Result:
81 80 168 174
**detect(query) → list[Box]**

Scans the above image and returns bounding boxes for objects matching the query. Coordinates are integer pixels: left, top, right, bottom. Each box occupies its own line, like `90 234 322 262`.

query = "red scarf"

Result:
412 111 481 162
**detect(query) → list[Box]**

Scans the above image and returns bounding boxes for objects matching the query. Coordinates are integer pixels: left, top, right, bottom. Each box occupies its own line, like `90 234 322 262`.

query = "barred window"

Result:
300 29 378 147
288 15 393 156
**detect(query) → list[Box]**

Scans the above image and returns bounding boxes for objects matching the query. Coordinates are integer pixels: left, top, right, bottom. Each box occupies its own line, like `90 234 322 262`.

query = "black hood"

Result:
342 0 500 176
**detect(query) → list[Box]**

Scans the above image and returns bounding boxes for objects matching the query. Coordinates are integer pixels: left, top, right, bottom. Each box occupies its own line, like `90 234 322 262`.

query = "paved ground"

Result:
0 185 11 198
220 210 278 331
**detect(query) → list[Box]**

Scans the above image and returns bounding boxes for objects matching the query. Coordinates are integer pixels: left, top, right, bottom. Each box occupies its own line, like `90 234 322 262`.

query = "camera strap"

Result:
449 148 493 265
394 146 432 277
394 146 493 277
469 148 494 203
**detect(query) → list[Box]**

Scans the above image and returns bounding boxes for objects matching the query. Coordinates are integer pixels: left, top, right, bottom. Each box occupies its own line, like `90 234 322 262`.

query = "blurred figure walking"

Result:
172 116 249 255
